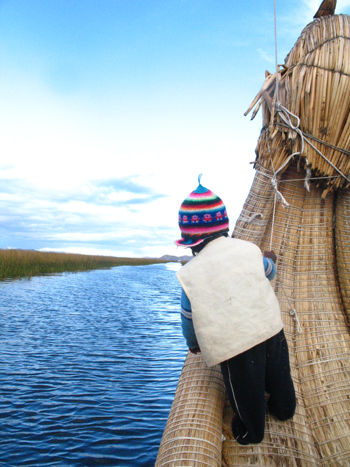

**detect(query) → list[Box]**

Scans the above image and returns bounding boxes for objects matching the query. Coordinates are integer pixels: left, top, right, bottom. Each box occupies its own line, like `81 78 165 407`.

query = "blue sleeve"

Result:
180 289 199 350
263 256 276 280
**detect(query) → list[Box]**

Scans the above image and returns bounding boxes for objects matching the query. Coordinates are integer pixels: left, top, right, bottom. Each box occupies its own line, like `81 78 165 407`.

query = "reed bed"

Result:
0 249 166 280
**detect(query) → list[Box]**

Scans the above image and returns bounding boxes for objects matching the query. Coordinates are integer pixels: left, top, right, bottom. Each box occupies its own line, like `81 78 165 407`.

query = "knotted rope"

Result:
271 0 350 202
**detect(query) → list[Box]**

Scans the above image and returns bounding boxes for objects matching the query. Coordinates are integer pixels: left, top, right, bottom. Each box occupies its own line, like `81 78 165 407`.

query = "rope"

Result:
279 109 350 183
277 276 303 334
270 3 302 336
289 309 303 334
274 105 306 176
271 1 349 194
288 59 350 79
270 191 277 251
254 163 341 184
273 0 279 103
271 103 350 190
274 119 350 183
279 175 340 183
269 159 278 250
276 122 350 158
272 5 310 200
304 137 350 184
236 212 264 225
270 158 290 207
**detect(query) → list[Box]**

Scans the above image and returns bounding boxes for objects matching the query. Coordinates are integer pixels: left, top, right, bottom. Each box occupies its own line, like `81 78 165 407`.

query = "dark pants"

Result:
220 329 296 445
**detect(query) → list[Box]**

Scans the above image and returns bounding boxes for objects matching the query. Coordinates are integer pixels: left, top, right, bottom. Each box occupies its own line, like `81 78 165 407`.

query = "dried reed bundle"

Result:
156 352 225 466
335 190 350 321
157 164 350 466
222 165 350 465
233 166 275 245
156 13 350 467
246 15 350 197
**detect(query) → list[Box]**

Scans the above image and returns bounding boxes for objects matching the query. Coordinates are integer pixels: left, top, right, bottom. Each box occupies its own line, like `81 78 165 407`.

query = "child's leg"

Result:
265 329 296 420
220 342 267 445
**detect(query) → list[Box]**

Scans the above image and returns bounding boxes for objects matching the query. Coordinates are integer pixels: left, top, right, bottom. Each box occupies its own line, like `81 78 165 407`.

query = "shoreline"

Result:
0 249 170 281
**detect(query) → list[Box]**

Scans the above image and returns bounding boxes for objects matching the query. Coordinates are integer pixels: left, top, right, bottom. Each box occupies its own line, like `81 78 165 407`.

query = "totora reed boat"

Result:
156 8 350 467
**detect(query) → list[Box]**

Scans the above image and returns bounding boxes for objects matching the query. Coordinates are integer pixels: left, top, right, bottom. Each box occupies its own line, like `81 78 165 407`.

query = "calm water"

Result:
0 263 187 466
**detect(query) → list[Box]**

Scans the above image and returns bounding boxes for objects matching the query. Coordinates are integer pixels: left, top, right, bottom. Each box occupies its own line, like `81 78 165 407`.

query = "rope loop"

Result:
277 103 301 130
273 103 350 187
246 213 264 224
289 308 302 334
271 175 289 207
271 1 349 187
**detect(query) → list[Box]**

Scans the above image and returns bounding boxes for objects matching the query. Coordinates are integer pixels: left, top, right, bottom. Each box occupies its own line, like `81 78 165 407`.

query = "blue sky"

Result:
1 0 350 258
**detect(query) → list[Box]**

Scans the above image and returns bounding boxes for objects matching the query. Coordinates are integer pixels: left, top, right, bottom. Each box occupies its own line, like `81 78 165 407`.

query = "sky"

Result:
1 0 350 258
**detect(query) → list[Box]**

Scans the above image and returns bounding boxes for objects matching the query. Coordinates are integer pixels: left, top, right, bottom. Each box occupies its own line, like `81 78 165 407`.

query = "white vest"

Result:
176 237 283 367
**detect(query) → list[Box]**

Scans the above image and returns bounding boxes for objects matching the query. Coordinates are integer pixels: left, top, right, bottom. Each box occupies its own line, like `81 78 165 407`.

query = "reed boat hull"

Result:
157 14 350 466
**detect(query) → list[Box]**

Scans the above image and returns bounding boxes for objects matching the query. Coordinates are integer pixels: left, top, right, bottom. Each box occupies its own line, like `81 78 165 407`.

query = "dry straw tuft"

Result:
246 15 350 198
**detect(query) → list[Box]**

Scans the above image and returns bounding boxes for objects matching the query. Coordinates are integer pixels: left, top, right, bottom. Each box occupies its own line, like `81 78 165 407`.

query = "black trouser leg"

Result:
220 341 267 445
265 330 296 421
220 330 296 445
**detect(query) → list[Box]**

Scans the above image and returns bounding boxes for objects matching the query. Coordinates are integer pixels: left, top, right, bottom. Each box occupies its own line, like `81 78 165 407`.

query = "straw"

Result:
335 189 350 322
245 15 350 197
224 165 350 465
156 14 350 466
156 352 225 466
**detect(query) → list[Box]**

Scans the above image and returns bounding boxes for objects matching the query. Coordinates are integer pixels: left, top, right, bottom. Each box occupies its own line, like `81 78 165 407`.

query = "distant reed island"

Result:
0 249 171 281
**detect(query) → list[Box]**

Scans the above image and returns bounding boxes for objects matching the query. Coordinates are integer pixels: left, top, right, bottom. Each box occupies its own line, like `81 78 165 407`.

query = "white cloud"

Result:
45 229 154 242
7 2 350 257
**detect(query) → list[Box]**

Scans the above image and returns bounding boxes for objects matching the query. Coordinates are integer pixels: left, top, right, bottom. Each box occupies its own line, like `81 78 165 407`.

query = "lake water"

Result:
0 263 187 466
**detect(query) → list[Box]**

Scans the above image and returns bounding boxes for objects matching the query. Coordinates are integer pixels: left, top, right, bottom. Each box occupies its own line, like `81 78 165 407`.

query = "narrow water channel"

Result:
0 263 186 466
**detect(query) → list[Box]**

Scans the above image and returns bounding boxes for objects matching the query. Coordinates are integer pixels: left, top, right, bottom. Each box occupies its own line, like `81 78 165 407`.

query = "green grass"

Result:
0 249 168 280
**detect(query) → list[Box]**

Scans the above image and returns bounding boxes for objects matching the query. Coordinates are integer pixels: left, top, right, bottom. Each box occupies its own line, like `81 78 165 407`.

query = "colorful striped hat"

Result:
176 176 229 247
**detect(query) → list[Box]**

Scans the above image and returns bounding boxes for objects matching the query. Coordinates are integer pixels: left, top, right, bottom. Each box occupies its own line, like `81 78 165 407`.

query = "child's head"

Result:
176 176 229 248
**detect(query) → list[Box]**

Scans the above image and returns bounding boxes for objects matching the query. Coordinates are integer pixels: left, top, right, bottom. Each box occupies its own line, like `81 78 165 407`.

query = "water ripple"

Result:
0 264 186 466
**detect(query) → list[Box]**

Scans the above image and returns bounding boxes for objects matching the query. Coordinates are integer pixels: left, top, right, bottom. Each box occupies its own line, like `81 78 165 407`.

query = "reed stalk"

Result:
156 14 350 466
0 249 167 280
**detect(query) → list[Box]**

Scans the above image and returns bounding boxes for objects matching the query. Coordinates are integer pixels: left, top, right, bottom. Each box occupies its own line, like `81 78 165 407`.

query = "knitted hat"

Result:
176 176 229 247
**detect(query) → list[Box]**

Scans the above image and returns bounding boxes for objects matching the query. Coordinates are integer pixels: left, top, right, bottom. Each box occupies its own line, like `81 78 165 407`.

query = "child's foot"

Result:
231 416 250 445
232 416 264 445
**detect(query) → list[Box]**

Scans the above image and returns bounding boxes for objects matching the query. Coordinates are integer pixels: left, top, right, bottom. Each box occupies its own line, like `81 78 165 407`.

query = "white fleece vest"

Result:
176 237 283 367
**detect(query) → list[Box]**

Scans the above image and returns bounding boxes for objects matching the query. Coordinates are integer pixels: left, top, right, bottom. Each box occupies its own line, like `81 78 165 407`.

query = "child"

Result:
175 179 296 444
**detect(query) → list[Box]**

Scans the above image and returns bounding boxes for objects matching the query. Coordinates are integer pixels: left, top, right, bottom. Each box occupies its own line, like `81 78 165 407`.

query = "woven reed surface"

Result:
155 352 225 466
157 166 350 466
336 190 350 321
253 15 350 196
156 14 350 467
227 164 350 465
